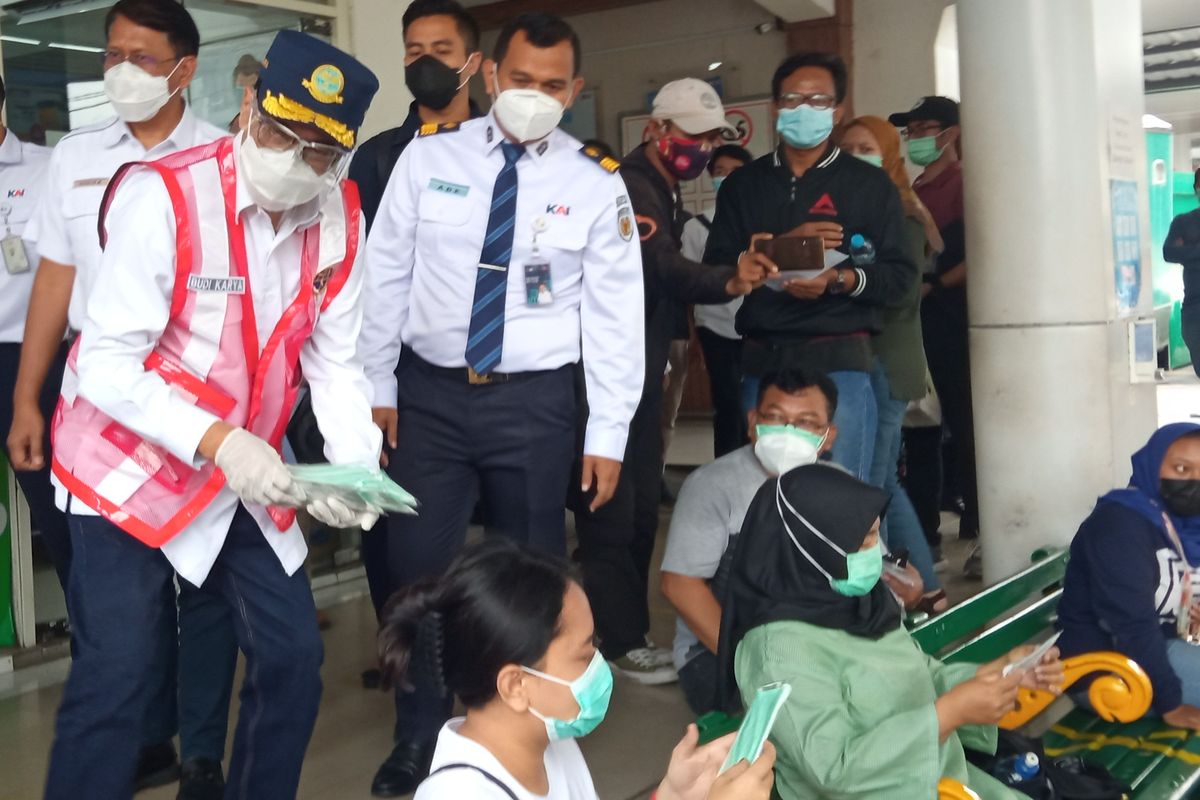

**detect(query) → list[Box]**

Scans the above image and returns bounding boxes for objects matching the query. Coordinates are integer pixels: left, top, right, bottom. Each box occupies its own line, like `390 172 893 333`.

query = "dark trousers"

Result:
574 385 663 660
695 328 746 459
46 507 322 800
386 354 576 742
678 650 719 715
922 297 979 539
901 424 944 550
0 341 71 589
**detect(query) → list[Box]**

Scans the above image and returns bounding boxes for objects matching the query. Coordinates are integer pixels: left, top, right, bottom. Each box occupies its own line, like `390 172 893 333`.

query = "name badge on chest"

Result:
0 204 28 274
524 215 552 306
187 275 246 294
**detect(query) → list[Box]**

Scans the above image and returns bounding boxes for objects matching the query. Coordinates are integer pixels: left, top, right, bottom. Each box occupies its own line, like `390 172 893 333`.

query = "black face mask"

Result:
1161 479 1200 517
405 54 466 111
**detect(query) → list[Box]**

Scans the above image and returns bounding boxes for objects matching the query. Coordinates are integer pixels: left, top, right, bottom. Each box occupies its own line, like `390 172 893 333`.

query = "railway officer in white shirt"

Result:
0 76 61 585
9 2 239 795
41 29 382 800
360 11 645 796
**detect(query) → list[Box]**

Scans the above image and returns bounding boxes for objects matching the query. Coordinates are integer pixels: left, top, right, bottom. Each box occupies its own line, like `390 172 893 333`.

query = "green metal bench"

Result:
911 548 1200 799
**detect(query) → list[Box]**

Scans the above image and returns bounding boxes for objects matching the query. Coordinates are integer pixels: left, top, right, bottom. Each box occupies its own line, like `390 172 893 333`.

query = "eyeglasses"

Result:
777 92 837 111
102 50 180 71
755 411 827 434
901 123 944 140
250 107 348 175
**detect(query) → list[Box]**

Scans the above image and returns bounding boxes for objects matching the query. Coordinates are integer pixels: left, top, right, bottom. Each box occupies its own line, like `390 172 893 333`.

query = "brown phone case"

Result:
753 236 825 271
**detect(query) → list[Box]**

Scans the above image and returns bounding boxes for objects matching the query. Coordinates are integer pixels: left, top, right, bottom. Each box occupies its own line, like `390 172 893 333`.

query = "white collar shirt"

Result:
62 134 381 585
0 133 51 342
361 113 646 460
25 107 226 331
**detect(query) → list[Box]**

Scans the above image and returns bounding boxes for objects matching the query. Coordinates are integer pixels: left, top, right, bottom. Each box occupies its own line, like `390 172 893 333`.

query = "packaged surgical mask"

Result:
719 682 792 774
287 463 418 516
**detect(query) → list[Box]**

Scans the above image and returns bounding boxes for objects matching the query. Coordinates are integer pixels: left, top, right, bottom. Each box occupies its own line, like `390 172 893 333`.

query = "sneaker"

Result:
610 647 679 685
177 758 224 800
640 640 674 667
963 544 983 579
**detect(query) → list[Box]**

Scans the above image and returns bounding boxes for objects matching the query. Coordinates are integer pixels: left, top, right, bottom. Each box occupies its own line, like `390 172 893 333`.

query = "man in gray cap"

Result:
573 77 773 684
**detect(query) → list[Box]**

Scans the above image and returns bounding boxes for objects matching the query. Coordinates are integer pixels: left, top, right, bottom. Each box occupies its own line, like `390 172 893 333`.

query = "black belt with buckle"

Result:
406 350 554 386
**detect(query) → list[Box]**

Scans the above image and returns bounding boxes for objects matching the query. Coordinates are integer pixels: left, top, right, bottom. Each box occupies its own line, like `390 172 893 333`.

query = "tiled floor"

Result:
0 419 983 799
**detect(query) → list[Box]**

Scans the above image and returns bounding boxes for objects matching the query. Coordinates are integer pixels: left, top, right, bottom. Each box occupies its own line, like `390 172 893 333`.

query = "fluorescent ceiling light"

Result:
18 0 113 25
0 35 41 45
48 41 103 53
708 61 722 71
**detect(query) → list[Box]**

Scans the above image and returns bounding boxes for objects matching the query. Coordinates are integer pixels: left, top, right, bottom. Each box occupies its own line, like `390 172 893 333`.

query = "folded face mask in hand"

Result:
287 463 419 517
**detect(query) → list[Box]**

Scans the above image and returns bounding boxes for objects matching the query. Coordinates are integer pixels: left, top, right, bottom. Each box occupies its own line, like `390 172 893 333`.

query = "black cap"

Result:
888 96 959 128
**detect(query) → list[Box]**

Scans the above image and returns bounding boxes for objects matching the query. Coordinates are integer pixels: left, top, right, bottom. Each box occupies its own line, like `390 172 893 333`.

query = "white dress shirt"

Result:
67 135 382 586
682 203 742 341
0 133 50 342
25 107 226 332
362 114 645 461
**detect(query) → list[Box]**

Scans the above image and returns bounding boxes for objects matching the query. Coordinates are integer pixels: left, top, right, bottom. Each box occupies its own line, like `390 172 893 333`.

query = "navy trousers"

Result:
385 353 576 742
45 507 322 800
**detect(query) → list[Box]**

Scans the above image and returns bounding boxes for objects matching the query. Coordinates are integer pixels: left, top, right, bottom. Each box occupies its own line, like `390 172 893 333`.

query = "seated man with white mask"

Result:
661 369 923 715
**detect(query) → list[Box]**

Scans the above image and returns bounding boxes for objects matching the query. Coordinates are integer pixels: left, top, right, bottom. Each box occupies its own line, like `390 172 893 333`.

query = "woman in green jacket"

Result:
716 465 1062 799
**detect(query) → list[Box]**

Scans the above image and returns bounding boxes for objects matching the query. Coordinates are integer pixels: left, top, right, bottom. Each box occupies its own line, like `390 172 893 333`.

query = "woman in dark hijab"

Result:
718 465 1061 799
1058 422 1200 731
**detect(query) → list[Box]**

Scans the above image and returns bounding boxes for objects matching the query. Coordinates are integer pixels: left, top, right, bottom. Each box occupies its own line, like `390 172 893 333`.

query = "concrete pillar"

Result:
347 0 415 140
957 0 1158 582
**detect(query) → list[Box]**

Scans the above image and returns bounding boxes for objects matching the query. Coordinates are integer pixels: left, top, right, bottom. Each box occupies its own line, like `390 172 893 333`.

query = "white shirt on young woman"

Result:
414 718 598 800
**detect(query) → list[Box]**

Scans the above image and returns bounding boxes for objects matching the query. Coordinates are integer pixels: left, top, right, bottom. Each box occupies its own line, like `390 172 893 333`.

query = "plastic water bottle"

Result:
993 752 1040 784
849 233 876 266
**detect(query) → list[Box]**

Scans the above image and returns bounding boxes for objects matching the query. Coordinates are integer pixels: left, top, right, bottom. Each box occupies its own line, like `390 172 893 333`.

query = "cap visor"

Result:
887 112 910 127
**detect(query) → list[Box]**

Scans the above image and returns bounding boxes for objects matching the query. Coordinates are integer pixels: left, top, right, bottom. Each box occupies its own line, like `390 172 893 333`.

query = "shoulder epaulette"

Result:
417 122 461 137
579 145 620 173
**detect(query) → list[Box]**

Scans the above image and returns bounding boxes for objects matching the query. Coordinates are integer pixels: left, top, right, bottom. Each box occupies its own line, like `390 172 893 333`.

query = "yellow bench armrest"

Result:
937 777 982 799
999 650 1152 729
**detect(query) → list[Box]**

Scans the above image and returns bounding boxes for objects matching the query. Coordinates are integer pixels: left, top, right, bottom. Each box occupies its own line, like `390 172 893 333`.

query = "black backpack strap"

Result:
428 763 519 799
697 213 712 230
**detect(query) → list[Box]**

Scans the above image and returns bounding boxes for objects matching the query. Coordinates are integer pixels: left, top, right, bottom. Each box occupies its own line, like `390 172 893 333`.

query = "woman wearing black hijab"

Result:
717 465 1061 799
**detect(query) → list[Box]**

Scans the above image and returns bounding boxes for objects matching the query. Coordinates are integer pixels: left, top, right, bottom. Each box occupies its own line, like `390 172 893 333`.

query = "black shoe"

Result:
177 759 225 800
134 740 181 791
371 739 434 797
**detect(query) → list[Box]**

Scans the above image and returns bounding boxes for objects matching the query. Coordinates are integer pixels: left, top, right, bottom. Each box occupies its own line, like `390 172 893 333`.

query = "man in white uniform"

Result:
39 22 383 800
10 2 236 795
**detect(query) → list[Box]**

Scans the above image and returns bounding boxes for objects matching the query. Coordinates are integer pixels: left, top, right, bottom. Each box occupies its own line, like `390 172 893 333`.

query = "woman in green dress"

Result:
716 465 1063 799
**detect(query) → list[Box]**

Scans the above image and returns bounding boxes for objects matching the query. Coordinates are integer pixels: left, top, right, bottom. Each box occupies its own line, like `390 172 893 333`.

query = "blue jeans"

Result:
869 362 941 591
46 507 323 800
1168 638 1200 706
742 370 877 481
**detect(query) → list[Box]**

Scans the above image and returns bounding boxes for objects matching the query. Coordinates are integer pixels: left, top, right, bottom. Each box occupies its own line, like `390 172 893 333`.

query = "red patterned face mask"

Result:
656 134 712 181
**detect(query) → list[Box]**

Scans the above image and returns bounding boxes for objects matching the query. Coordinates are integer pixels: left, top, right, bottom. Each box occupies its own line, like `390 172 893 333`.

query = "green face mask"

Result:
853 153 883 168
829 543 884 596
906 135 944 167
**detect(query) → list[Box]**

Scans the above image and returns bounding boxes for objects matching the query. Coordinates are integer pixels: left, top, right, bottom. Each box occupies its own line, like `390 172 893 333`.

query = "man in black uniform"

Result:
348 0 483 232
574 78 773 684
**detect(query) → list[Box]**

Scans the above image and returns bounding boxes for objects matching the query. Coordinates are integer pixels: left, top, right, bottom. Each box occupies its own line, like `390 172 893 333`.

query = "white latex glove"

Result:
213 428 304 507
306 495 380 531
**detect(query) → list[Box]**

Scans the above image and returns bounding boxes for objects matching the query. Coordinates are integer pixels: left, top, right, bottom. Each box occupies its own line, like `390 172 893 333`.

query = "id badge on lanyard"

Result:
0 204 29 275
1162 514 1200 644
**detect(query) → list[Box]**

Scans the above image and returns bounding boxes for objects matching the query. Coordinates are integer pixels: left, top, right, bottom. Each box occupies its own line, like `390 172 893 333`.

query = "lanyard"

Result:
1162 514 1199 643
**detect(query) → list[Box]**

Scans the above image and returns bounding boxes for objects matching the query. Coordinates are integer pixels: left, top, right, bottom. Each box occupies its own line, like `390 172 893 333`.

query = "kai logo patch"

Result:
546 204 570 216
7 189 24 198
304 65 345 105
187 276 245 294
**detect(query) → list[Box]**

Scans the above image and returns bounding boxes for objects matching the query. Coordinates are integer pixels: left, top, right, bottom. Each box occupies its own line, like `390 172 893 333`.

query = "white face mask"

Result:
103 60 183 123
491 66 569 143
753 425 827 475
236 130 332 213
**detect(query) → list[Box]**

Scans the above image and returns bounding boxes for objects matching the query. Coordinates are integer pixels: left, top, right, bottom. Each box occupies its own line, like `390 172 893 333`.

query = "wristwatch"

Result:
830 268 847 295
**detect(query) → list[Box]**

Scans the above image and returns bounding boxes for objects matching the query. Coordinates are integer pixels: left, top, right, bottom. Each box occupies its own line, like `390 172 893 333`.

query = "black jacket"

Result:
1165 208 1200 302
620 145 735 399
704 145 917 374
348 100 484 233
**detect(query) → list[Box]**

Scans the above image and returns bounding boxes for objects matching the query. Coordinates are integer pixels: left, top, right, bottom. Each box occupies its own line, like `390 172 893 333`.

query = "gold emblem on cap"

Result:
303 64 345 105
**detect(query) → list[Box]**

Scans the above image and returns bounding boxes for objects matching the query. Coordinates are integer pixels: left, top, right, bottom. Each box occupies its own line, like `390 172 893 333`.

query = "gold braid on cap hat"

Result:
261 90 355 149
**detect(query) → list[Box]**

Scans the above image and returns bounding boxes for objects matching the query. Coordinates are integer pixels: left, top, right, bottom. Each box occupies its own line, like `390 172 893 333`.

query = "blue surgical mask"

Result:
776 105 834 149
712 175 726 193
853 153 883 168
522 651 613 741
